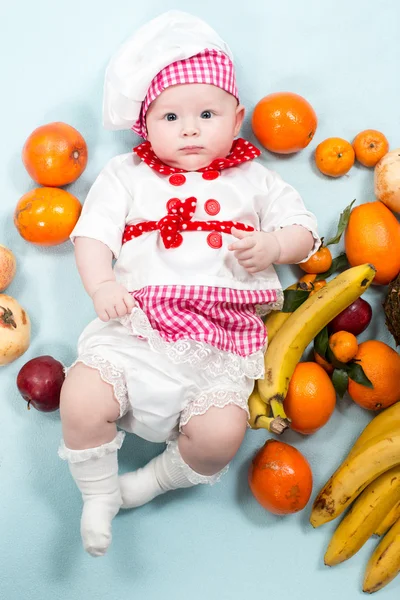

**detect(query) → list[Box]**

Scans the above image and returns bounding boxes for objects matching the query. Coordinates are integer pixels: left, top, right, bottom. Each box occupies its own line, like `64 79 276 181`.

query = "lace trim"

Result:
180 390 250 430
58 431 126 462
66 354 130 418
166 438 228 486
255 288 284 317
119 308 265 381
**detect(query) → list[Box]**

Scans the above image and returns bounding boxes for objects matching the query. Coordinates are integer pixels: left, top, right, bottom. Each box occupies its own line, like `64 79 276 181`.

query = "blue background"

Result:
1 1 400 598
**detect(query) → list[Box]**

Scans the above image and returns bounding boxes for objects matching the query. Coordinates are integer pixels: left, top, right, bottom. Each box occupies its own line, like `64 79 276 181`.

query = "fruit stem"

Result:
257 415 290 434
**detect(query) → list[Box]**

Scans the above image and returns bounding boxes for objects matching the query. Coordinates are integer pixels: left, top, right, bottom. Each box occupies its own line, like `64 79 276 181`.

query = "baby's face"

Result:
146 84 245 171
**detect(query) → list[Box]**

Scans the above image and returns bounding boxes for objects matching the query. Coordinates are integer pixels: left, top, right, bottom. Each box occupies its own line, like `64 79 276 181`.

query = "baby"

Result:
58 10 319 557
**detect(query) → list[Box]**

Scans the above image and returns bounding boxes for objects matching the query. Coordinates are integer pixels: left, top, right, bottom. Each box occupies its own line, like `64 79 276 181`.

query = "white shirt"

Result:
70 151 320 293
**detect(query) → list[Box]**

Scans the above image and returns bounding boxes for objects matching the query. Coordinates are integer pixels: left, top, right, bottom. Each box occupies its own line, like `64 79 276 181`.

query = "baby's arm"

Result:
75 236 135 322
229 225 313 274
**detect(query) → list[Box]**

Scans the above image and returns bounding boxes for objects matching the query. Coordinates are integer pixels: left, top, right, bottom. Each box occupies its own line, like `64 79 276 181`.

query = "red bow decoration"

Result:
122 196 255 249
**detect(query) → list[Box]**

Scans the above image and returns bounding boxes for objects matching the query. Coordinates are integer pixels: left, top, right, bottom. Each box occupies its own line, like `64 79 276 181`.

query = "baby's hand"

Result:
228 227 281 274
91 281 135 322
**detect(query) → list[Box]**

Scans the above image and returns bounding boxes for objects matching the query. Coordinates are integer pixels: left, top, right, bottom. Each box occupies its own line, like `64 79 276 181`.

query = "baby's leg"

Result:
120 404 247 508
59 362 123 557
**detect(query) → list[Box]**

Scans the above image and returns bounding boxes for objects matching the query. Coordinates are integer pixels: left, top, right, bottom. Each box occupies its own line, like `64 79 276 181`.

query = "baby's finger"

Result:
115 300 128 317
228 237 254 252
97 308 110 322
124 294 136 312
234 248 254 260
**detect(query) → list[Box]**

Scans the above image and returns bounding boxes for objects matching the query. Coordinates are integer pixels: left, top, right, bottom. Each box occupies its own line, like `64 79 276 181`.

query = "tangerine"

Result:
344 201 400 285
300 245 332 274
314 351 334 375
329 331 358 363
248 439 313 514
352 129 389 168
315 137 355 177
22 122 88 187
14 187 81 246
283 362 336 434
309 280 327 296
347 340 400 410
251 92 317 154
299 273 317 290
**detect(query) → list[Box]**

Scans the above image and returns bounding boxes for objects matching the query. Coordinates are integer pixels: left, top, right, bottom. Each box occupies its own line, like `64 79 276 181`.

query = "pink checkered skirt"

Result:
130 285 279 357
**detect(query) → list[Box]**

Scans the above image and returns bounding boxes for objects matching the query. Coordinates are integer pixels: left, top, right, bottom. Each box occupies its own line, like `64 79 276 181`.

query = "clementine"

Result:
352 129 389 168
251 92 317 154
299 273 317 290
314 351 334 375
14 187 81 246
300 245 332 274
329 331 358 363
344 201 400 285
315 137 355 177
283 362 336 434
347 340 400 410
22 122 88 187
309 280 327 296
248 439 313 515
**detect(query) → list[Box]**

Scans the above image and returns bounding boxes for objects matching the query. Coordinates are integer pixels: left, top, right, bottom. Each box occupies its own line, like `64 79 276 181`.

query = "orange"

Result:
347 340 400 410
283 362 336 434
248 439 313 514
329 331 358 363
315 137 355 177
352 129 389 168
22 122 88 187
309 280 326 296
299 273 317 290
300 245 332 274
314 351 334 375
14 187 81 246
251 92 317 154
344 201 400 285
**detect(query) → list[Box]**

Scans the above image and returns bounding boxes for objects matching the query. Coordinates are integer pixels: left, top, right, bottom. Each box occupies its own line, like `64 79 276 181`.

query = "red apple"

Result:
328 298 372 336
16 355 65 412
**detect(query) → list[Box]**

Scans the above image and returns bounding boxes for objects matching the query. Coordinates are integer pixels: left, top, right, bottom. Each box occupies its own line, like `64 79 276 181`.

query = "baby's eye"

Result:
201 111 212 119
165 113 177 122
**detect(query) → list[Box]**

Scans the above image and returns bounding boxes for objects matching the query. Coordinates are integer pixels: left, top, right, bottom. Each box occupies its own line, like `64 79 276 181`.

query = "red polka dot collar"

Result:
133 138 261 175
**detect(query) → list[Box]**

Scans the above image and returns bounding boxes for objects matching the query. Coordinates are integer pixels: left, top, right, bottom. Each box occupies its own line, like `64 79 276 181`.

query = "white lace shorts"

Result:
69 308 260 443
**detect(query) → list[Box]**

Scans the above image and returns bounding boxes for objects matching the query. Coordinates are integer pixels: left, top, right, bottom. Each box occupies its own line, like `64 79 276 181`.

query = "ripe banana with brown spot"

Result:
310 431 400 528
363 517 400 593
258 264 376 416
374 499 400 537
324 466 400 566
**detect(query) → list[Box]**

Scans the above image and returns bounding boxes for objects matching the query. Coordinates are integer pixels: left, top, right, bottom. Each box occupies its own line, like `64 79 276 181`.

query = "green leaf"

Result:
314 326 329 359
325 199 356 246
347 362 373 388
315 253 349 281
332 369 349 398
282 288 310 313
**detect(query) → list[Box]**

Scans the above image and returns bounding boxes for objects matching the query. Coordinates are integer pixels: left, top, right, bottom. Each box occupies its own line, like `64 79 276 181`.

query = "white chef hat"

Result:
103 10 238 136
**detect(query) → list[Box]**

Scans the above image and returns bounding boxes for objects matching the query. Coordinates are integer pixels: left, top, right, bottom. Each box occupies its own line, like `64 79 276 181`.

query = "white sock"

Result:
119 438 228 509
59 432 125 557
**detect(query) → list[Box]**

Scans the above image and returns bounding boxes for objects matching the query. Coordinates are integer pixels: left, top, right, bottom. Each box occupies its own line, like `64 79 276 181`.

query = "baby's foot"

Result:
80 491 122 557
119 459 164 508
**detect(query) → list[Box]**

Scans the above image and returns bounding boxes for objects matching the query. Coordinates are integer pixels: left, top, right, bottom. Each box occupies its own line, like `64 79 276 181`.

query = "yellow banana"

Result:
324 466 400 566
349 401 400 458
374 499 400 537
263 283 300 343
363 517 400 593
258 264 376 414
248 385 290 434
310 431 400 528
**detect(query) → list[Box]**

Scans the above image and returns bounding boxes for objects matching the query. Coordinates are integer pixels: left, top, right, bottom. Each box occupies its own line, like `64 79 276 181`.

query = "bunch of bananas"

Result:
249 263 376 434
310 401 400 593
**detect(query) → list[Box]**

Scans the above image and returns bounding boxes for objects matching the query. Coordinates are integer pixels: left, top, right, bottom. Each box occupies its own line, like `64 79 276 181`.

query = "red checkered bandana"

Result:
132 49 239 139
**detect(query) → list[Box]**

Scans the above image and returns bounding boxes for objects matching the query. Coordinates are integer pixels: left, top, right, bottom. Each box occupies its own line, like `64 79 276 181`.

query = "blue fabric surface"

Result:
1 1 400 598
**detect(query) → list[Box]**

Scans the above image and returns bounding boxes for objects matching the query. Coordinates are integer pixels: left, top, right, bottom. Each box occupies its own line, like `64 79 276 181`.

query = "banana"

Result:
248 384 290 434
363 517 400 593
324 466 400 566
310 431 400 528
258 264 376 416
348 401 400 458
374 499 400 537
263 283 300 343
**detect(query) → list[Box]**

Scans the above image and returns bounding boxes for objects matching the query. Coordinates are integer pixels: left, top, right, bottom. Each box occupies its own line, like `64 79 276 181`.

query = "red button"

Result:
207 232 222 249
166 198 181 213
169 174 186 186
202 170 220 180
204 199 220 216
